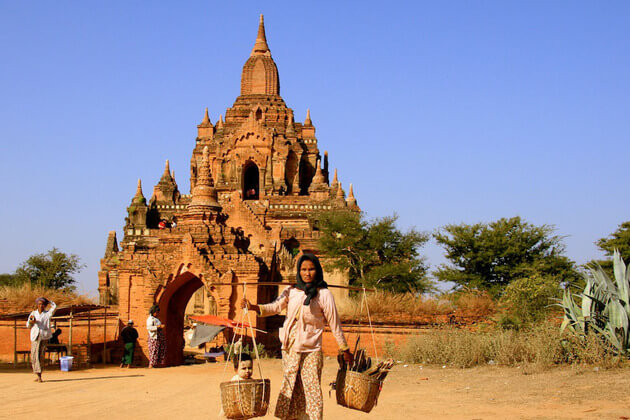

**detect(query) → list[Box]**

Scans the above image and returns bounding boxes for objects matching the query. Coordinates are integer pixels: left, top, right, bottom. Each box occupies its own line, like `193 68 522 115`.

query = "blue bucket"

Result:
60 356 74 371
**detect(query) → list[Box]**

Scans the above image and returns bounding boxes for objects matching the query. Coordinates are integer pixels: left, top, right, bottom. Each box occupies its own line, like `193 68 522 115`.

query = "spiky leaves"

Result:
560 250 630 355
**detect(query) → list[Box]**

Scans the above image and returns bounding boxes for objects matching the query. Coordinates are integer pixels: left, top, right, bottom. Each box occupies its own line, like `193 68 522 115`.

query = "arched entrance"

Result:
243 162 260 200
298 156 313 195
157 271 204 366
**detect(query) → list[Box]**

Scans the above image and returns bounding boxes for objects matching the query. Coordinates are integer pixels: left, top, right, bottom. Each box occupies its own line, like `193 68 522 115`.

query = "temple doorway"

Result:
243 162 259 200
157 271 207 366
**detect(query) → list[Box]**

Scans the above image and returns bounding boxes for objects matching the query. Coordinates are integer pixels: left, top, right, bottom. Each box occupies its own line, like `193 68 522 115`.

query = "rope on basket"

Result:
361 287 378 361
218 282 267 419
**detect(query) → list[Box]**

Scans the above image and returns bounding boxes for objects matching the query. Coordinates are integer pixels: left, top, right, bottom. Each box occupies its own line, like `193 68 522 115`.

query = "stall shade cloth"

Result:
189 315 252 329
189 324 225 348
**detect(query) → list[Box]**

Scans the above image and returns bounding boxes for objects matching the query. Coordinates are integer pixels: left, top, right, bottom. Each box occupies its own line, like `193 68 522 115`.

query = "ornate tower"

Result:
99 16 360 366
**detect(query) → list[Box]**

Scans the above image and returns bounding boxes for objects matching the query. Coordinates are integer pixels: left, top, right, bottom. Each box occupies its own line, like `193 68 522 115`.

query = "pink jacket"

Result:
259 286 348 353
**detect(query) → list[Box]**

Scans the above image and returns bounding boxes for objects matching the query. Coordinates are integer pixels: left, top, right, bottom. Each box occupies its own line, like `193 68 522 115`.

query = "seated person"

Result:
48 325 62 345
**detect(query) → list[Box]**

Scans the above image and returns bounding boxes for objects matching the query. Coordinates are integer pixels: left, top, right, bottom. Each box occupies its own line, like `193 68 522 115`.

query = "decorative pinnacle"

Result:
336 181 345 198
346 183 358 207
131 178 146 205
201 107 211 125
135 179 143 197
251 14 271 56
217 114 224 129
332 168 338 184
304 108 312 126
313 158 325 182
160 160 173 181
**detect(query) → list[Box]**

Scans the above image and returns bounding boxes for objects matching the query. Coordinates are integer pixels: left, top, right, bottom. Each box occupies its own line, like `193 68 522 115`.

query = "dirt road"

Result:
2 359 629 419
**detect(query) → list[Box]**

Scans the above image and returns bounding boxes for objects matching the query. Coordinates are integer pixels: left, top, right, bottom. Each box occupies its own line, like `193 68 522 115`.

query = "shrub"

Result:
388 322 625 370
497 274 561 329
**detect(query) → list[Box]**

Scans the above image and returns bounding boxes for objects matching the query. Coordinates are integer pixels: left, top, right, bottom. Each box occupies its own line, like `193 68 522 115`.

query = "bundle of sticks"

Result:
337 338 394 382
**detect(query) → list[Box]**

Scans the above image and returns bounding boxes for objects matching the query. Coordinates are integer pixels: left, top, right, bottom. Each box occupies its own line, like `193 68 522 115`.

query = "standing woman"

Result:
27 297 57 382
242 253 353 420
146 305 166 368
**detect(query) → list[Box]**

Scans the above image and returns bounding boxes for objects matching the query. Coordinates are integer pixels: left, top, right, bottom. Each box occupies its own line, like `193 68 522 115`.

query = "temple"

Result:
98 15 360 365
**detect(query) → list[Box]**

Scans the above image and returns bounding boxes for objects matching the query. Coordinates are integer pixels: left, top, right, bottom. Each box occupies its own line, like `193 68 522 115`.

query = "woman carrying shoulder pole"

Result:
242 253 353 420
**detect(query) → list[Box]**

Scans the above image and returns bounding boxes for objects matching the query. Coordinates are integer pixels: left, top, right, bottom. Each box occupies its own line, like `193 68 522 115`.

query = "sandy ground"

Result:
2 359 629 420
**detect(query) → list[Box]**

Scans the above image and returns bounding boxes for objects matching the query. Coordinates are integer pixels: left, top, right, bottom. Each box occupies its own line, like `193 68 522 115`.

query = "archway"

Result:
243 162 259 200
298 156 314 195
157 271 204 366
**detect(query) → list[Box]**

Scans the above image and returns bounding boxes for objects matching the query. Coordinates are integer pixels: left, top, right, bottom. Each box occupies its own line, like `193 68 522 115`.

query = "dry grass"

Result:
338 291 451 321
0 283 94 313
448 289 497 318
387 322 627 370
338 290 496 323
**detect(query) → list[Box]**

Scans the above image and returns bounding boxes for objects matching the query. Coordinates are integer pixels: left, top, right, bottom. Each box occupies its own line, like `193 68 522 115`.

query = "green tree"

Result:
315 211 432 293
591 221 630 277
13 248 85 290
433 216 579 297
0 273 18 287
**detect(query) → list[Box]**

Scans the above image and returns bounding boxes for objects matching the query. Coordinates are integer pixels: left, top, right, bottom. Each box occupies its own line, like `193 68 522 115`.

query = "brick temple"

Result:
98 16 360 365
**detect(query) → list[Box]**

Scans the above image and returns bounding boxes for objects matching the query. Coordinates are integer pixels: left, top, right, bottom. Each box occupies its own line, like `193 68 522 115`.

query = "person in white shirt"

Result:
146 305 166 368
27 297 57 382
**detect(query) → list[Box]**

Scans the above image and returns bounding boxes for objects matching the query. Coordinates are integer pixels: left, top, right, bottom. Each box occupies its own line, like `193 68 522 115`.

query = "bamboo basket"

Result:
335 369 383 413
220 379 270 419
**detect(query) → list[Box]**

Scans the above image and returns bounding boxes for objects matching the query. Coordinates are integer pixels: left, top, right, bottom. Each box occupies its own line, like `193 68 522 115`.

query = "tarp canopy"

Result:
189 324 225 347
189 315 252 329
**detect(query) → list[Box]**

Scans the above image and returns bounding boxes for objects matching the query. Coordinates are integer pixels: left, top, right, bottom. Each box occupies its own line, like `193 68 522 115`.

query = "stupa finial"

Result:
251 14 271 56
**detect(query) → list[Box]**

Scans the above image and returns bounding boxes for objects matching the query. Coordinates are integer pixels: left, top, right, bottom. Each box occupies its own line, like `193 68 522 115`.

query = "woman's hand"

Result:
342 349 353 365
240 299 260 314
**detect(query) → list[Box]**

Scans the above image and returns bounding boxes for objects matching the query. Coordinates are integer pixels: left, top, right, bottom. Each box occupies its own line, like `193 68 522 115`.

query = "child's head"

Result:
233 353 253 380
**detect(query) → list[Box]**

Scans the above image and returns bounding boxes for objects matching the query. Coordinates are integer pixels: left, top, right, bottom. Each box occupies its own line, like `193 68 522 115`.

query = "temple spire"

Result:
217 114 224 129
160 160 173 182
304 108 312 126
188 146 221 212
251 14 271 56
336 181 345 199
346 183 358 209
133 179 145 202
201 108 211 125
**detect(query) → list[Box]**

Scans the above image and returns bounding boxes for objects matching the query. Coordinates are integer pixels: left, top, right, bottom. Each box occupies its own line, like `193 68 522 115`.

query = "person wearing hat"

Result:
27 297 57 382
146 305 166 368
119 319 139 368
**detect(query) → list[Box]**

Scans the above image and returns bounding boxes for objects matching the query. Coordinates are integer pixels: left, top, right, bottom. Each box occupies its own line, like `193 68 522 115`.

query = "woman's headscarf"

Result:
149 304 160 316
295 253 327 305
35 297 49 305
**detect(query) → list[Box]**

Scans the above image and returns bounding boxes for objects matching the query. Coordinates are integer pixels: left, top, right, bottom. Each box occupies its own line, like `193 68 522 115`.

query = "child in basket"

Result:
232 353 253 381
220 353 255 419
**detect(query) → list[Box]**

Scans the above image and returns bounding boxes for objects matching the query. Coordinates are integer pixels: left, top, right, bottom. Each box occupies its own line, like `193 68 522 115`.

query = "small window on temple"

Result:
255 109 263 121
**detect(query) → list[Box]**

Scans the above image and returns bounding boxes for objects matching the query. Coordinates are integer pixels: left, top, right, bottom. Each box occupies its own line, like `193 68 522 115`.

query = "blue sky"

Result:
1 1 628 296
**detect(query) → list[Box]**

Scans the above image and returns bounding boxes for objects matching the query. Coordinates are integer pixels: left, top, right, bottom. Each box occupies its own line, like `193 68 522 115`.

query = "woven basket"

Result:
335 369 383 413
220 379 270 419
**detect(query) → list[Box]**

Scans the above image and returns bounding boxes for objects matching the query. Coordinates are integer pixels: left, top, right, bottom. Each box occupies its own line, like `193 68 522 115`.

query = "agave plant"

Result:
560 250 630 355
